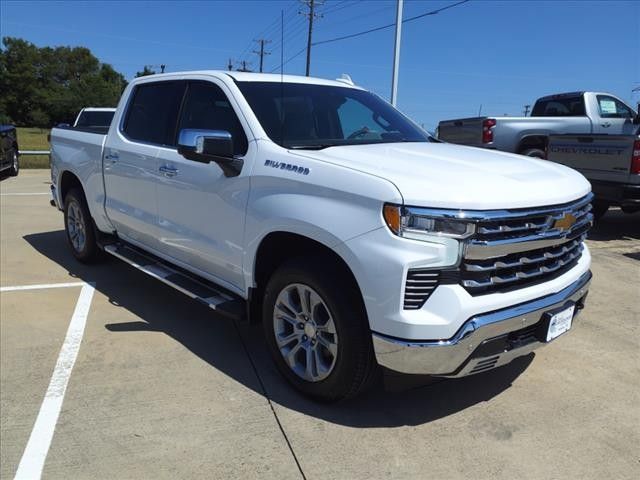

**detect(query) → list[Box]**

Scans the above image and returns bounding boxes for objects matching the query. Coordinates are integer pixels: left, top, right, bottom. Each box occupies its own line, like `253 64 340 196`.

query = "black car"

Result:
0 125 19 176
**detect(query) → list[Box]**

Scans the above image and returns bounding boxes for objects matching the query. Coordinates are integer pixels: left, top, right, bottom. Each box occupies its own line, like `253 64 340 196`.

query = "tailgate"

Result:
547 135 634 174
437 117 485 146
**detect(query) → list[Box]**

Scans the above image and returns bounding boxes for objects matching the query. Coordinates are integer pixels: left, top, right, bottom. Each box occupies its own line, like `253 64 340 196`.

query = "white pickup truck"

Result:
50 71 593 401
438 92 638 158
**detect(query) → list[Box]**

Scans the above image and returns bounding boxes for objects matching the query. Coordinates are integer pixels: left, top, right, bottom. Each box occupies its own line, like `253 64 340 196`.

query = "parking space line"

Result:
1 283 85 293
0 193 50 196
13 283 95 480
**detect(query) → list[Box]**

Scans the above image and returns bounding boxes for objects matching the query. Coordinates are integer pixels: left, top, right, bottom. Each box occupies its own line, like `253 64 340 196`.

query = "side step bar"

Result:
103 243 246 321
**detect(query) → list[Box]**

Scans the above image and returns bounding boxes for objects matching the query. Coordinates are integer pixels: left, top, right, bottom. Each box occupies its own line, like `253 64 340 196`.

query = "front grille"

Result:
461 194 593 295
404 269 440 309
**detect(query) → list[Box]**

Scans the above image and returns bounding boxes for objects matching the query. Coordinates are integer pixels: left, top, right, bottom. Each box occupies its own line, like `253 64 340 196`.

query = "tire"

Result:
519 148 546 159
9 149 19 176
63 188 101 263
592 201 609 220
262 258 376 402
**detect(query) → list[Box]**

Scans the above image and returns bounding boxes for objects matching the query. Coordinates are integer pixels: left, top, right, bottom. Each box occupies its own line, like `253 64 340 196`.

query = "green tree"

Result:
0 37 128 127
135 66 156 77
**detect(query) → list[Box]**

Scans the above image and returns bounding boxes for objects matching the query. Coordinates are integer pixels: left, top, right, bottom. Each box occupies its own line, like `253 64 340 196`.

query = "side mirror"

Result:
177 129 243 177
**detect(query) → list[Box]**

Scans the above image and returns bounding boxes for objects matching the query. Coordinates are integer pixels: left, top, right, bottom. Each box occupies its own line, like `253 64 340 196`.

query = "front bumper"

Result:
372 270 591 376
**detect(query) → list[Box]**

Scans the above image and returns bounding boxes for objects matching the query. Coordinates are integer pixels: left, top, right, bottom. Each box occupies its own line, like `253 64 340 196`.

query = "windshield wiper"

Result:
287 144 336 150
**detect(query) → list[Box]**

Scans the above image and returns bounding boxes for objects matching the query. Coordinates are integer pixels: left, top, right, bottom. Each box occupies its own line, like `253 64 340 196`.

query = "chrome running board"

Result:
104 243 245 320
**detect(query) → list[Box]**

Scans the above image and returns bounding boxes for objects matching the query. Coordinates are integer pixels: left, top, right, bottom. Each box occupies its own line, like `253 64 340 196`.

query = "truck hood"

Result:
291 142 591 209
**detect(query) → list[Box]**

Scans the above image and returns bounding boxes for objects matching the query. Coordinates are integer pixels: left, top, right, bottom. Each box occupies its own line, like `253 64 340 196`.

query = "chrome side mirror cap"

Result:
177 129 242 177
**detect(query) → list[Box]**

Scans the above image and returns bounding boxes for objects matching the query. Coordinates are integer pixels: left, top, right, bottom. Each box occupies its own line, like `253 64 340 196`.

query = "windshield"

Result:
236 81 429 149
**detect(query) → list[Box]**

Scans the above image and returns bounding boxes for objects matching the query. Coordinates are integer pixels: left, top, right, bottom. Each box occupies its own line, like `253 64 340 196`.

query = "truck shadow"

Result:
24 230 532 428
587 209 640 242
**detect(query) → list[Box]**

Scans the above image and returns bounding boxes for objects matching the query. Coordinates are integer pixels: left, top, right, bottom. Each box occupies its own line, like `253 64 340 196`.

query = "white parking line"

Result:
0 193 50 196
13 282 95 480
1 282 85 293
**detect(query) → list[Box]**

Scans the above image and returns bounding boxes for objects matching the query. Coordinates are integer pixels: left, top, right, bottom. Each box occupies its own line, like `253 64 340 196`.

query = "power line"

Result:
320 0 360 16
313 0 470 47
269 47 307 73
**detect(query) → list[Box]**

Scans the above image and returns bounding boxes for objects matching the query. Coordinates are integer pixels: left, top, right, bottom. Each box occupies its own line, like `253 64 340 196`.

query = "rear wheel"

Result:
262 258 375 402
64 188 101 263
9 149 19 176
520 148 546 159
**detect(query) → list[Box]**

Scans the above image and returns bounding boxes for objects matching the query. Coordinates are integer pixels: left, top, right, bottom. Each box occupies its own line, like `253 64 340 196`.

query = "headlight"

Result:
383 204 475 240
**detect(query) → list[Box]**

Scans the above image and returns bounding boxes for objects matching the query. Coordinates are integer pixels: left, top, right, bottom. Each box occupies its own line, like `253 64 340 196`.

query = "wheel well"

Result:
517 135 547 154
59 171 83 206
251 232 365 323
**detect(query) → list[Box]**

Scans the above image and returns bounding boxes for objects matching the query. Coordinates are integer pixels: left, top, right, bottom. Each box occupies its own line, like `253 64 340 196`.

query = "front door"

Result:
155 79 252 292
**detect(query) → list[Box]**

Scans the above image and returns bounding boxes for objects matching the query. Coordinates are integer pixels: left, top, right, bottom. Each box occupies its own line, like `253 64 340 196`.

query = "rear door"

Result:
592 95 636 135
154 79 252 291
103 80 186 250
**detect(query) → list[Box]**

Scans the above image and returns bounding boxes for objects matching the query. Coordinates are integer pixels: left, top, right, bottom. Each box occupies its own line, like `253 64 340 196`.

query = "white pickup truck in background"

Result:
50 71 593 401
437 92 638 158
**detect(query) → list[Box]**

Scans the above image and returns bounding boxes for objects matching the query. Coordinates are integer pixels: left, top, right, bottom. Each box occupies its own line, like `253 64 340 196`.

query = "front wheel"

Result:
262 258 376 402
592 201 609 220
9 149 19 176
63 188 101 263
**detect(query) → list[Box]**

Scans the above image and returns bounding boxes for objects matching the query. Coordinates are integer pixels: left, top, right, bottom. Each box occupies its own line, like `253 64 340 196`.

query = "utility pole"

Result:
253 39 272 73
523 104 531 116
390 0 403 106
227 58 233 71
300 0 323 76
160 64 166 74
237 60 252 72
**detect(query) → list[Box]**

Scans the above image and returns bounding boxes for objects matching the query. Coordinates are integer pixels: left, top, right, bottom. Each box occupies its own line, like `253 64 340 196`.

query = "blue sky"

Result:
1 0 638 129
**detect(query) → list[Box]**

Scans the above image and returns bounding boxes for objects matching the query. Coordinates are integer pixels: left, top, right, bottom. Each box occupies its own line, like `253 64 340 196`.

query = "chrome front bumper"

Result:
372 271 592 377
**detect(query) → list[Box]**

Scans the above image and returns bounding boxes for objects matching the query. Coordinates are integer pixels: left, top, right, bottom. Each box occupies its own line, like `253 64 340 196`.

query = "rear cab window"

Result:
531 95 585 117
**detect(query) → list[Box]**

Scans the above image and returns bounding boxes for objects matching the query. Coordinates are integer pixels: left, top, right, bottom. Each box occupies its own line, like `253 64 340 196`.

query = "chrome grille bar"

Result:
459 194 592 294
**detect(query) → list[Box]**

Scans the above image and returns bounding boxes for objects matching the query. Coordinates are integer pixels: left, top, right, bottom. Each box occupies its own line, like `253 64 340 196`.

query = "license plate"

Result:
546 305 575 342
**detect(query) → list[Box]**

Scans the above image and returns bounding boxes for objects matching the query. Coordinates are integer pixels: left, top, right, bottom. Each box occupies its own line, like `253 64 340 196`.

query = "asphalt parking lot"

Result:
1 170 639 480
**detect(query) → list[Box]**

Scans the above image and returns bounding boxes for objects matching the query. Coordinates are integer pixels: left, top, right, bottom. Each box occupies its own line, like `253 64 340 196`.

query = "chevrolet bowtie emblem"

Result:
553 213 576 231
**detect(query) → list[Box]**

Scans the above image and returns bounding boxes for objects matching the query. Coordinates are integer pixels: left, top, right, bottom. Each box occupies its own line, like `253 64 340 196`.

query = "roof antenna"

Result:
280 9 285 146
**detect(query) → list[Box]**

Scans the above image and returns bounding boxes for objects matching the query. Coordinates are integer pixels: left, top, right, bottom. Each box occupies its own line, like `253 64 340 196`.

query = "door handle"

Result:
105 152 119 162
601 122 611 128
159 165 178 177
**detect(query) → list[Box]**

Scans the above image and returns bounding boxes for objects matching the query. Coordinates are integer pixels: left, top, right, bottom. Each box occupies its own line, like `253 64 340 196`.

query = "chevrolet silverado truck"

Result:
437 92 638 158
547 133 640 218
50 71 593 401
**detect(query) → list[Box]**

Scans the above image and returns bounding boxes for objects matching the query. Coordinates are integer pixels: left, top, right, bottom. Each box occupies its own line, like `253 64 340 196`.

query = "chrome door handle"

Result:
105 152 119 162
601 122 611 128
159 165 178 177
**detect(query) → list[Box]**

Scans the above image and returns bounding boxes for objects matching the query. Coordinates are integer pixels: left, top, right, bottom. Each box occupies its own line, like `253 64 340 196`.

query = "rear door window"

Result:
123 81 186 146
596 95 633 119
177 81 248 156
